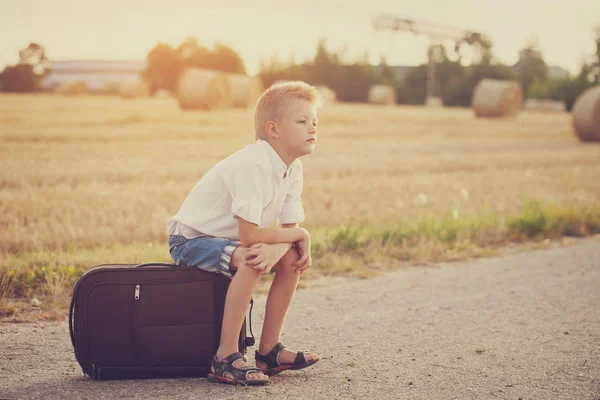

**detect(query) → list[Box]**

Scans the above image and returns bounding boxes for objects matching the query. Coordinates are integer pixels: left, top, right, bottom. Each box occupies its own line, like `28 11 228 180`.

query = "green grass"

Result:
2 200 600 320
0 243 172 300
508 200 600 238
309 200 600 277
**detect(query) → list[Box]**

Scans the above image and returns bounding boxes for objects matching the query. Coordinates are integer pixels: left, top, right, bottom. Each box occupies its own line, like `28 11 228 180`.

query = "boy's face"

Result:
276 100 318 158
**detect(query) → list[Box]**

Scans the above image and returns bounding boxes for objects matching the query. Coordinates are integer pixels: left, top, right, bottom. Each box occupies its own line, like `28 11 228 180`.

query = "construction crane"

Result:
373 16 491 106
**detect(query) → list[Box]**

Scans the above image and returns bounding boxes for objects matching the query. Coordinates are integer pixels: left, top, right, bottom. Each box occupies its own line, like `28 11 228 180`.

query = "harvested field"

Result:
0 94 599 315
1 94 598 253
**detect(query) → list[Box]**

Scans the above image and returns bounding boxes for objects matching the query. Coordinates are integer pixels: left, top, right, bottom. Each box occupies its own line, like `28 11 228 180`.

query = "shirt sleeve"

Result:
229 164 268 226
278 162 305 225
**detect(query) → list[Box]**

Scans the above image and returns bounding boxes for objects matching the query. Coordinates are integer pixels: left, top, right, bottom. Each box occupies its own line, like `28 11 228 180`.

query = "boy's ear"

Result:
265 121 280 139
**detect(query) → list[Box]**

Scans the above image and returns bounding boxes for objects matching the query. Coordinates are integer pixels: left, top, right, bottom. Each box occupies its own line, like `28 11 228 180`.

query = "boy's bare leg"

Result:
258 248 317 365
215 246 267 381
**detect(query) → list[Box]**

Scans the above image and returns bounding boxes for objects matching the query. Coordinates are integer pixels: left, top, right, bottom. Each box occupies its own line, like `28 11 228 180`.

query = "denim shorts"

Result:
168 235 240 278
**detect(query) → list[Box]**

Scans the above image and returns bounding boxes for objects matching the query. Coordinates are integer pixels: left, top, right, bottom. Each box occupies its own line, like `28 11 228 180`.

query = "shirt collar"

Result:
258 139 291 179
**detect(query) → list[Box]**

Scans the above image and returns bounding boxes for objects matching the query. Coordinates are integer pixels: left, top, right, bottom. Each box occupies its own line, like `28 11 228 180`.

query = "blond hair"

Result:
254 81 323 140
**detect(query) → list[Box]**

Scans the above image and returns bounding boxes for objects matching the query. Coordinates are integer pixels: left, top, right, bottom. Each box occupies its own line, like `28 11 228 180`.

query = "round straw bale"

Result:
472 79 523 118
227 73 264 108
425 96 443 107
56 81 88 95
119 79 150 99
316 85 337 104
572 85 600 141
100 81 120 96
176 68 232 110
55 82 72 94
368 85 396 105
154 88 173 98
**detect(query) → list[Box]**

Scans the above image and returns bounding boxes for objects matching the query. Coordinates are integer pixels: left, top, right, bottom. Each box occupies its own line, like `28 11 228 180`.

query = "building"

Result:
42 60 147 92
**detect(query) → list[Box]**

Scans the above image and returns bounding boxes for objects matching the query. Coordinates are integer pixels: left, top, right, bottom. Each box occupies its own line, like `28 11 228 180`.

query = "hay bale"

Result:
176 68 232 110
316 85 337 104
55 82 71 94
99 81 120 96
55 81 88 95
119 79 150 99
227 73 264 108
426 96 443 107
472 79 523 118
572 85 600 142
70 81 88 95
368 85 396 105
154 89 173 99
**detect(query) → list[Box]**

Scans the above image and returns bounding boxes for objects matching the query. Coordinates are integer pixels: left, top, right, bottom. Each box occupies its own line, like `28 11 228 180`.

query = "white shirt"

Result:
167 140 305 240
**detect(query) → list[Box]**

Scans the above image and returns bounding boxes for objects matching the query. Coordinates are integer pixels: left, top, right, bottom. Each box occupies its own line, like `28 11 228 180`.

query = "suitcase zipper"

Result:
135 285 140 300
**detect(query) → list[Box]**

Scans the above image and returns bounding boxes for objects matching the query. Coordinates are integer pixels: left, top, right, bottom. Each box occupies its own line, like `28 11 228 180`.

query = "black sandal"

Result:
255 342 320 376
207 352 269 386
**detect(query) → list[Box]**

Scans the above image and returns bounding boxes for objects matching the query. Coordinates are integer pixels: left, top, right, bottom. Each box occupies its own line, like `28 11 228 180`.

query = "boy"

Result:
167 81 321 385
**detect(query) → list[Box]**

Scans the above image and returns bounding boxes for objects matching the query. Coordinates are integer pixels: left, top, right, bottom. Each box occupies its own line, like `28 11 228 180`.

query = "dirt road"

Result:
1 238 599 400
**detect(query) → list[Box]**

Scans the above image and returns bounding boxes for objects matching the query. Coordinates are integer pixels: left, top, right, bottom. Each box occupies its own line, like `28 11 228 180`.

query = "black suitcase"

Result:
69 262 254 380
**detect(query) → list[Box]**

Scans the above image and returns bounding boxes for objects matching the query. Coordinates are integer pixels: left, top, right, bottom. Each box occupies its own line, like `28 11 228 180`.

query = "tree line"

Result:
2 28 598 111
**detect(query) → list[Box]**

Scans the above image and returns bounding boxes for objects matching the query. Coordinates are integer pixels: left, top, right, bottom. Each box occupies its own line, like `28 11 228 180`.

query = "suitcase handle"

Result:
246 298 256 347
68 295 79 364
134 262 177 268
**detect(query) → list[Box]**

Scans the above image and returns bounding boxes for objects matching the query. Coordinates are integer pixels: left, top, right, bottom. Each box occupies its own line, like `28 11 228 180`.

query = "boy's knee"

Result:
231 246 266 279
274 247 301 273
282 247 301 263
233 263 262 279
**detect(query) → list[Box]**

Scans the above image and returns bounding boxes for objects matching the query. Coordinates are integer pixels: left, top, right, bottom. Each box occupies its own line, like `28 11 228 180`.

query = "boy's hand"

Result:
244 243 287 275
293 231 312 274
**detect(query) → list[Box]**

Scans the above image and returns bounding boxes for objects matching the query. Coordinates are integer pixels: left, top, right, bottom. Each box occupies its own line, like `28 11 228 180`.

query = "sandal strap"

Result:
293 351 308 365
237 367 262 381
240 367 262 373
273 342 287 353
211 353 263 381
217 352 245 365
255 342 287 368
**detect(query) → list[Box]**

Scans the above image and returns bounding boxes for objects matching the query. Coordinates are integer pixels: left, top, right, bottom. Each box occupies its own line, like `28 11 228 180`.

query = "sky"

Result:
1 0 599 76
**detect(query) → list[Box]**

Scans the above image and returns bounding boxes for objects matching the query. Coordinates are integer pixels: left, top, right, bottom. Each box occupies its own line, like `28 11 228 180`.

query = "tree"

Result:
563 66 596 111
400 44 472 106
0 42 51 92
307 39 340 86
334 62 377 103
308 39 377 102
376 57 396 86
19 42 51 74
141 43 183 94
175 38 246 74
523 25 599 110
258 39 377 103
445 62 516 107
590 25 600 83
142 38 246 94
515 43 548 97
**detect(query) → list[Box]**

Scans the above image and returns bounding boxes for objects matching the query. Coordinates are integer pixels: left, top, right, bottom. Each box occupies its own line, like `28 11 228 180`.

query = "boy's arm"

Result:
270 223 298 252
237 217 307 248
279 223 311 273
243 223 302 274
